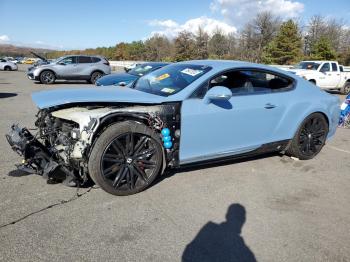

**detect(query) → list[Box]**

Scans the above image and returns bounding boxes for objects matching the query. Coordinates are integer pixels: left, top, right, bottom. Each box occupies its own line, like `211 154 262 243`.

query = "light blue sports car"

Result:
6 60 340 196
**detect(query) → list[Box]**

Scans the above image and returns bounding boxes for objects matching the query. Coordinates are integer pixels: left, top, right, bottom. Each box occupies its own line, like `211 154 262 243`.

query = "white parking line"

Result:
327 145 350 154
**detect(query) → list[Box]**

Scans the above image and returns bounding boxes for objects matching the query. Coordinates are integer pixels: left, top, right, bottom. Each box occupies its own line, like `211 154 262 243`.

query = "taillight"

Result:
104 61 110 66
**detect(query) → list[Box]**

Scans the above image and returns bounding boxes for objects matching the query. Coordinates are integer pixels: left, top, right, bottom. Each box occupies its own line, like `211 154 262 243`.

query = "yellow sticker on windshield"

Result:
155 73 170 81
161 88 175 93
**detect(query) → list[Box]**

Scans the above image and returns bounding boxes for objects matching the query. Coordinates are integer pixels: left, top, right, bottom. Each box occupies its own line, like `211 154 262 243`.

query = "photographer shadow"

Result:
182 203 256 262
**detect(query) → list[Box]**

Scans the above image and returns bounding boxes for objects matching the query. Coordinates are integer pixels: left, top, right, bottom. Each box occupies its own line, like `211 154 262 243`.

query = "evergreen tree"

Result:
262 19 302 64
208 29 229 59
310 36 337 60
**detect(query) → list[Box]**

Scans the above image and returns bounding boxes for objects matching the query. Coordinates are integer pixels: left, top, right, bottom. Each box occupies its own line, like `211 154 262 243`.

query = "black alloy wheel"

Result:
287 113 328 160
88 121 163 196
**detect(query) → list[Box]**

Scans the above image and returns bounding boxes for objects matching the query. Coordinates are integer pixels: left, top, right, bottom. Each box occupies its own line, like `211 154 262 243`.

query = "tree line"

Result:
46 13 350 65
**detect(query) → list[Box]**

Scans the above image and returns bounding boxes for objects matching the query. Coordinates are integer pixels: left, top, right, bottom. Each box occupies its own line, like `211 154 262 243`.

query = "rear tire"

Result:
40 70 56 84
341 82 350 95
309 79 316 85
88 121 163 196
286 113 328 160
89 71 103 84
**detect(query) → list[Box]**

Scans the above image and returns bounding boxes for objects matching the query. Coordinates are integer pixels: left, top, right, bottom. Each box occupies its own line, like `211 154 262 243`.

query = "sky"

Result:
0 0 349 50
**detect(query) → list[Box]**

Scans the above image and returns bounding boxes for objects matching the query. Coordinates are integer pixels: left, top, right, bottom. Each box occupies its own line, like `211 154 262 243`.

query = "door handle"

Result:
264 103 276 109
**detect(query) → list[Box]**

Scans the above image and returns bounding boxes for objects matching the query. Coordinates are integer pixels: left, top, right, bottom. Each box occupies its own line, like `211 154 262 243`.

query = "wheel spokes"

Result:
103 163 122 178
101 132 159 192
113 165 128 188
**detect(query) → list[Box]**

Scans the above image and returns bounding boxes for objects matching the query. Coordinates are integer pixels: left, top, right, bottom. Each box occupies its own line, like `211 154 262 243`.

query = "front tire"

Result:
40 70 56 84
286 113 328 160
341 82 350 95
4 66 11 71
88 121 163 196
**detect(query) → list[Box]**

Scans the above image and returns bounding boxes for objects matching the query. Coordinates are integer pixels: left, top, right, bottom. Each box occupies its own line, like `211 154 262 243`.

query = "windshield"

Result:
128 64 157 76
293 62 320 70
133 64 212 96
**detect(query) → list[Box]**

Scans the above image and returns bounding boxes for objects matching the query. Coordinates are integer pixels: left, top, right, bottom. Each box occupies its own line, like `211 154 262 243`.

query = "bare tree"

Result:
194 27 209 59
237 12 280 62
144 34 173 61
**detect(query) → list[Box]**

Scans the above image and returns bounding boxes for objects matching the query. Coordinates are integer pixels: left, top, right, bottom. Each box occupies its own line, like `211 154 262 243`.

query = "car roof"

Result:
178 60 290 73
141 62 171 67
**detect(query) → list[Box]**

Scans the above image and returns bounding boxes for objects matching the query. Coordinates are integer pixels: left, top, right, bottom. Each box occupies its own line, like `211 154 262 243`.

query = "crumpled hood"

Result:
31 86 168 109
96 72 138 86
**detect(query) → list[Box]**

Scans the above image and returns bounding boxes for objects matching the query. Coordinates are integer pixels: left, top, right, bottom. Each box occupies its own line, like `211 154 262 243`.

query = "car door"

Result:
179 69 294 164
327 62 341 87
317 62 334 87
76 56 93 79
55 56 78 78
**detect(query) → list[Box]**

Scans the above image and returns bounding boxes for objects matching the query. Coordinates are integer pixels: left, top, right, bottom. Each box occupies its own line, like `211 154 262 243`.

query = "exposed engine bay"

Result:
6 103 181 186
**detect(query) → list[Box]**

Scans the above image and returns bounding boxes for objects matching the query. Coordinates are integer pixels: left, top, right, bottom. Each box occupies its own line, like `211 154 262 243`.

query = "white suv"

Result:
27 55 111 84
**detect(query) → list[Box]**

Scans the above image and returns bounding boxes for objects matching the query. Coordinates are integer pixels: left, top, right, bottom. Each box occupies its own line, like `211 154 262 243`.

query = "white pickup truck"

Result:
288 61 350 95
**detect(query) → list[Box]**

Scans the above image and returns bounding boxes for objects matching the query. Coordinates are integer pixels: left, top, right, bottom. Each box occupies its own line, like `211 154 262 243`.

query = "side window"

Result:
208 70 293 95
331 63 338 71
59 56 77 65
320 63 330 72
78 56 92 63
92 57 101 63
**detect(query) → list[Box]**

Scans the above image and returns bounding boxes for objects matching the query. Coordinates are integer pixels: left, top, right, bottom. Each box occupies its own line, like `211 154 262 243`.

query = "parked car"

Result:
96 62 170 86
27 55 111 84
0 58 18 71
22 58 36 64
124 62 141 72
288 61 350 94
6 60 339 196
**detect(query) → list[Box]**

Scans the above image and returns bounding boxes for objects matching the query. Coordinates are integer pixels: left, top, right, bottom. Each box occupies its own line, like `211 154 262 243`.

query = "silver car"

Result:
27 55 111 84
0 58 18 71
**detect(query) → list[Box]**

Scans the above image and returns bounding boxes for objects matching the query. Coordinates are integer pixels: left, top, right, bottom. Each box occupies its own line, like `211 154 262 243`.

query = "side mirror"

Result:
204 86 232 104
58 62 66 66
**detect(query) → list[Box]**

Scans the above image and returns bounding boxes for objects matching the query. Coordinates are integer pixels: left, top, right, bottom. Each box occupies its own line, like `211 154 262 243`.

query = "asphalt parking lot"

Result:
0 65 349 262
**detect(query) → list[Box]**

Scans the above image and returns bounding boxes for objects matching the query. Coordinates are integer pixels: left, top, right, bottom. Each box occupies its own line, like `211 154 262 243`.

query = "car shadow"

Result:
0 92 17 98
34 81 92 85
155 152 278 186
182 203 256 262
8 170 32 177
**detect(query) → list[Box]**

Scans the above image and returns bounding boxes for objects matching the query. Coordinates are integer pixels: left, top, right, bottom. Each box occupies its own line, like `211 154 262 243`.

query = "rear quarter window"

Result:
92 57 101 63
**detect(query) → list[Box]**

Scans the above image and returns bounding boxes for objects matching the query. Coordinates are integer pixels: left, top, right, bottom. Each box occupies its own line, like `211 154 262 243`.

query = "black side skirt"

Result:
180 140 290 168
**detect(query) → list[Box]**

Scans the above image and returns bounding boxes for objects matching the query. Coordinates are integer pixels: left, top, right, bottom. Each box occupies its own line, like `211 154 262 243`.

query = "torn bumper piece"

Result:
5 125 77 185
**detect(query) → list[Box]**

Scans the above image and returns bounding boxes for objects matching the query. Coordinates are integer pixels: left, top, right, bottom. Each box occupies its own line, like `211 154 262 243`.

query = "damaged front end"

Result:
6 124 78 186
6 102 181 187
